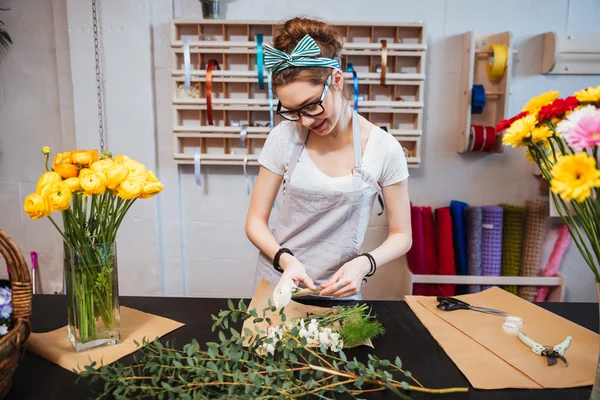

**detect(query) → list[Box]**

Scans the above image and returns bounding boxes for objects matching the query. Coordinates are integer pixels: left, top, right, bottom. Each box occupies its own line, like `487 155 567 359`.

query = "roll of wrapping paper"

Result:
519 199 549 301
481 205 503 290
487 44 508 81
450 200 469 276
380 39 387 87
499 204 525 295
466 207 483 293
435 207 456 296
206 59 220 126
407 206 427 295
422 206 438 296
535 224 570 302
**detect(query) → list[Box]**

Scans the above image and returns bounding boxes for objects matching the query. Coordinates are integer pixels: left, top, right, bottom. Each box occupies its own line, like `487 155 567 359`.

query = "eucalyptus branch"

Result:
76 300 468 399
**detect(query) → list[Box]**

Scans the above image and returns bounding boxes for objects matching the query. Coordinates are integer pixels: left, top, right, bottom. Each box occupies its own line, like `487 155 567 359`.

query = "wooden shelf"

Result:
171 19 426 169
457 31 514 154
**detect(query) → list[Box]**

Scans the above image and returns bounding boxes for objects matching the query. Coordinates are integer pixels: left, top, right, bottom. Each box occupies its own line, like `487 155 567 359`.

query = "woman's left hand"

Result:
319 256 371 298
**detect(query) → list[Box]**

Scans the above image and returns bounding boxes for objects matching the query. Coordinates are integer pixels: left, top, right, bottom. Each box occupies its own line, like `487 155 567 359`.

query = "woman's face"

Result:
275 70 344 136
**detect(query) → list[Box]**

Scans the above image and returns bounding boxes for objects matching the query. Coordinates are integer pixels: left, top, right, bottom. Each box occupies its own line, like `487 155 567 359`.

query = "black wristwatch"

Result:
273 248 293 273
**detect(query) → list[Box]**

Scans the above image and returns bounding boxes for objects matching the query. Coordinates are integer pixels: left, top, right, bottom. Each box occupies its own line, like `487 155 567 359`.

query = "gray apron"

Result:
253 111 383 300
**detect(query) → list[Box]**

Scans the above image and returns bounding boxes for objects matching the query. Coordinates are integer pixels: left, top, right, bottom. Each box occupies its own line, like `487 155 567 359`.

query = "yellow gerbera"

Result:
522 91 559 115
531 125 553 144
575 86 600 103
502 114 538 148
550 152 600 202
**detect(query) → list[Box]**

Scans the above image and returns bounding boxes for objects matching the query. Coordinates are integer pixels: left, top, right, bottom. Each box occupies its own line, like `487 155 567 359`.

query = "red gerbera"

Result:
538 96 579 122
496 111 528 133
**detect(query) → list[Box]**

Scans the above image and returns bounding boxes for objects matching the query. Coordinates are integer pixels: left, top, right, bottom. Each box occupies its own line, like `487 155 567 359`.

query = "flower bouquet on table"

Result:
498 85 600 398
78 299 468 398
22 147 164 352
498 86 600 283
272 278 386 348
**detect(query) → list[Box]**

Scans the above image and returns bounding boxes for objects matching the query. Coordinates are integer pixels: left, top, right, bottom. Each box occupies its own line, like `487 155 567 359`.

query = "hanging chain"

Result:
92 0 104 152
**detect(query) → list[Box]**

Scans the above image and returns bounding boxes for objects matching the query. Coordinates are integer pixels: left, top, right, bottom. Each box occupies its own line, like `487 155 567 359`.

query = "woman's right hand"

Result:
279 254 317 290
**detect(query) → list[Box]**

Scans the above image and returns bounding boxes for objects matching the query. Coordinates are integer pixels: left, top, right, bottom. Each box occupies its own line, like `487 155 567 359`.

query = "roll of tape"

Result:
487 44 508 82
471 125 485 152
471 84 486 114
505 316 523 327
482 126 496 152
502 321 519 334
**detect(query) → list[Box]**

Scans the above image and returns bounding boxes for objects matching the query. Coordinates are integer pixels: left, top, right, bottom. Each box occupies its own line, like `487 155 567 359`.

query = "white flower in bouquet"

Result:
272 279 293 308
0 326 7 336
556 105 597 136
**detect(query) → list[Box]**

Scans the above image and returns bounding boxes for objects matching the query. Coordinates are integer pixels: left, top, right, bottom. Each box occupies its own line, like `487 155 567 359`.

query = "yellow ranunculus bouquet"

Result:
23 147 163 351
497 85 600 285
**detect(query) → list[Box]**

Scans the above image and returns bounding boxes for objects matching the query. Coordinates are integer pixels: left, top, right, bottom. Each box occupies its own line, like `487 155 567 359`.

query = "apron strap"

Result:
284 127 308 183
351 110 383 197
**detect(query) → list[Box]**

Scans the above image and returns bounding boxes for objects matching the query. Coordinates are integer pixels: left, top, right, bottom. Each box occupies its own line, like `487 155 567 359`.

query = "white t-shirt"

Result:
258 121 410 191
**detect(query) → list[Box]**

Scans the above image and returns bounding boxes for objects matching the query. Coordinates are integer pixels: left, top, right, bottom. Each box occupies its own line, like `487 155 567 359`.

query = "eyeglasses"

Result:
276 74 332 121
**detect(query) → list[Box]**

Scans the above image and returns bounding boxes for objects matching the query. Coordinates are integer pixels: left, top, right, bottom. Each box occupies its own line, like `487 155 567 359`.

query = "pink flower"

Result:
564 110 600 151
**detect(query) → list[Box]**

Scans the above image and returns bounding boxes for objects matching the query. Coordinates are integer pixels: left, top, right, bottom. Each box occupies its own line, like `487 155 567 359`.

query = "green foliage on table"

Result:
76 300 468 399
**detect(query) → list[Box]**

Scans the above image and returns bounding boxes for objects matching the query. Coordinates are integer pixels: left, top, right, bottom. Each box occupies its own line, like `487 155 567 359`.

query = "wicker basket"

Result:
0 228 32 398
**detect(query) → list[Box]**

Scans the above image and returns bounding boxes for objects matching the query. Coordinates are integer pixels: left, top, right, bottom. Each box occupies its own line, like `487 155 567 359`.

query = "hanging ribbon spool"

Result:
256 34 265 90
206 59 221 126
486 44 508 82
243 156 251 195
380 39 388 87
194 147 202 186
239 124 248 148
183 37 191 92
347 63 359 112
268 70 274 128
470 125 496 152
471 84 486 114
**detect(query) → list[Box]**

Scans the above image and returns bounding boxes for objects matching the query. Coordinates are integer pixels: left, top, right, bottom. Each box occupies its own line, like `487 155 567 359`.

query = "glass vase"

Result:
592 282 600 399
64 242 121 352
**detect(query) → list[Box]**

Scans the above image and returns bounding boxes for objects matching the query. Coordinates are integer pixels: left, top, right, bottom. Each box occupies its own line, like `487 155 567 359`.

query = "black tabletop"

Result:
6 295 598 399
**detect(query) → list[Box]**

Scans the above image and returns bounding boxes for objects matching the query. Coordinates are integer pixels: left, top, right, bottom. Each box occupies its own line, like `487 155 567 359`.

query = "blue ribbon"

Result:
471 84 486 114
348 63 359 112
268 70 274 128
256 34 265 90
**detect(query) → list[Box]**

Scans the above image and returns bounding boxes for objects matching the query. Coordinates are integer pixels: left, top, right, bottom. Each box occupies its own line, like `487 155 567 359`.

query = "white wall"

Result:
1 0 600 300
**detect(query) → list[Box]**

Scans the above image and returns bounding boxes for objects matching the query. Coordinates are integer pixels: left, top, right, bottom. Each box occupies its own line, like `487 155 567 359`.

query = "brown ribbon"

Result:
380 39 387 87
206 59 220 126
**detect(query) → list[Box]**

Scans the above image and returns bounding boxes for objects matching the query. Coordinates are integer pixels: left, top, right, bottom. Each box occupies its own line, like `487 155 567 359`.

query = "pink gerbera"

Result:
564 110 600 151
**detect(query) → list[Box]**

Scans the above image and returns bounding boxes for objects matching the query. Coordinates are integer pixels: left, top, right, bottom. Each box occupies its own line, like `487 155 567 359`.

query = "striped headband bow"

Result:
264 34 340 74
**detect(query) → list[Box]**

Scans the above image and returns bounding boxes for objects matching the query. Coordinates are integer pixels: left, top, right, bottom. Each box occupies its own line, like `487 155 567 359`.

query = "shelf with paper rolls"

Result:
457 31 516 154
399 263 566 302
170 19 426 168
